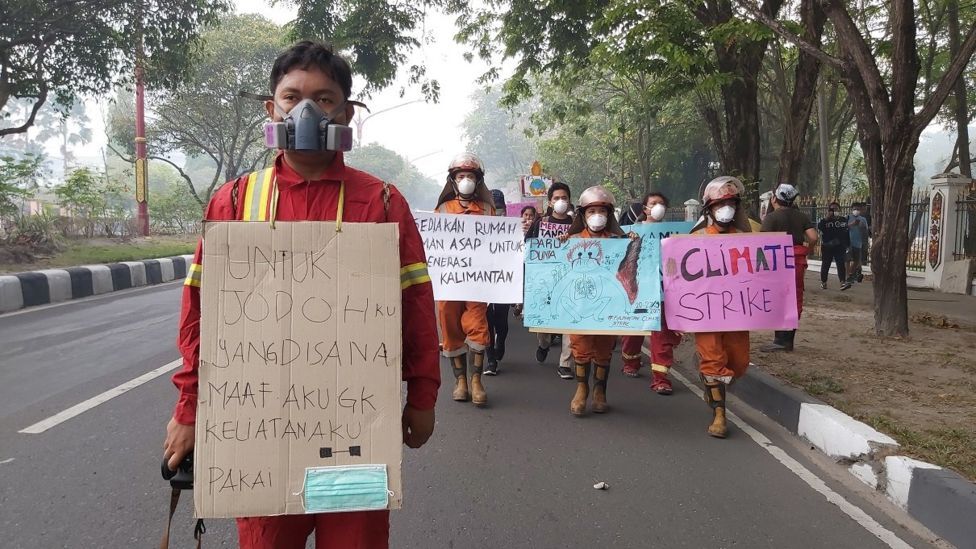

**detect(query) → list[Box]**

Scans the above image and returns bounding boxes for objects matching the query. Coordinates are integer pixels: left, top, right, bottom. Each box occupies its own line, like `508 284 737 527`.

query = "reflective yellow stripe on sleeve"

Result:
400 262 431 290
184 262 203 288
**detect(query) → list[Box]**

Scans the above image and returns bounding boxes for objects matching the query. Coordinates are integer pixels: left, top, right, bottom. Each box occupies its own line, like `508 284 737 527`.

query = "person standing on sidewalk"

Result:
846 204 869 284
525 182 576 380
691 176 753 438
760 184 818 352
817 201 851 290
434 153 495 406
484 189 512 376
619 191 680 395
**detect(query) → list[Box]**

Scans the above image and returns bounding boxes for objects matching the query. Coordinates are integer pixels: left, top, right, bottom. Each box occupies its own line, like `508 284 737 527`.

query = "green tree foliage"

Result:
151 183 203 234
461 89 536 190
273 0 441 100
53 167 132 238
119 14 283 205
345 143 440 209
0 0 230 135
0 153 45 218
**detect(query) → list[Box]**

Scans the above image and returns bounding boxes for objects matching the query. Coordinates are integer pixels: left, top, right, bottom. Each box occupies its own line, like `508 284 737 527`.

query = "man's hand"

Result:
402 405 434 449
163 417 195 471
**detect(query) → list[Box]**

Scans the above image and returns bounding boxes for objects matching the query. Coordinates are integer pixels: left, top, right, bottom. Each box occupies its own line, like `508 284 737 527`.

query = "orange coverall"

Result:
695 224 750 380
434 199 491 356
173 153 440 549
568 228 617 365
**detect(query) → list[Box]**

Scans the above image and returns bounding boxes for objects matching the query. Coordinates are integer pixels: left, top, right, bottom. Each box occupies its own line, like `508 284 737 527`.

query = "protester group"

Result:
161 40 871 548
434 151 869 439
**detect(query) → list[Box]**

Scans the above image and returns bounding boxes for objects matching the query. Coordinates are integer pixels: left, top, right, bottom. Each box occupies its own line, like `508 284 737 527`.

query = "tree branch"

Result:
913 19 976 136
0 84 47 136
733 0 844 69
150 155 204 206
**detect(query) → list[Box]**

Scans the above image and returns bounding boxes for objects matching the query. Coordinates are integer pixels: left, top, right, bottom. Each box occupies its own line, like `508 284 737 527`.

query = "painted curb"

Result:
0 254 193 313
674 355 976 549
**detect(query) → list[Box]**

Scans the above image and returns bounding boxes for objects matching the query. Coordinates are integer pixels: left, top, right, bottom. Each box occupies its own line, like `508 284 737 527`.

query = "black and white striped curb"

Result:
676 360 975 548
0 255 193 313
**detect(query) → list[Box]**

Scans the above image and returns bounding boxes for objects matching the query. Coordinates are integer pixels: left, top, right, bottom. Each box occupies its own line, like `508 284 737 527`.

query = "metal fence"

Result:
795 192 931 272
954 192 976 260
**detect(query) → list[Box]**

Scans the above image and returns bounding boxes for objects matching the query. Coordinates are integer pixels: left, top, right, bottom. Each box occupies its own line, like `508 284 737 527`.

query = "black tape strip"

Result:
65 267 94 298
143 260 162 285
108 263 132 291
171 256 187 279
16 272 50 307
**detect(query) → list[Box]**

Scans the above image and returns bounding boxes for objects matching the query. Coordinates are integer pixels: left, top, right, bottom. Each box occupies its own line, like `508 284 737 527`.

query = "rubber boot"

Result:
570 361 590 417
591 364 609 413
701 375 728 438
760 331 789 352
451 354 469 402
470 351 488 407
783 330 796 351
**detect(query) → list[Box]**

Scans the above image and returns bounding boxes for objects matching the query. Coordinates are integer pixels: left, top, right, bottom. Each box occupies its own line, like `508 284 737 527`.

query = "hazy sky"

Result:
234 0 505 180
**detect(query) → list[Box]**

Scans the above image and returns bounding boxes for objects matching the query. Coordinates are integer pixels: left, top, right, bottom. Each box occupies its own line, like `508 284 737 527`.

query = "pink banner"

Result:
661 233 798 332
506 200 542 217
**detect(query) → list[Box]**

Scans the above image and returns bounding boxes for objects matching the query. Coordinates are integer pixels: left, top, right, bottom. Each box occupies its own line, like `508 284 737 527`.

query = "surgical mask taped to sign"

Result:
264 98 353 152
586 213 607 232
456 176 476 196
713 205 736 224
302 464 391 513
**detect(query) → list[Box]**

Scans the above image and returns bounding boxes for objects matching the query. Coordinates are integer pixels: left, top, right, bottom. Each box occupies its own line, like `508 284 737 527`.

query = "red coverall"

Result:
434 199 491 356
695 225 750 380
568 228 617 365
173 153 440 549
621 314 681 372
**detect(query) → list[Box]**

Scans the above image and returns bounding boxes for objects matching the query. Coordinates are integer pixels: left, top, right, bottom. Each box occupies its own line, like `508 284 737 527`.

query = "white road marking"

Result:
670 370 913 549
19 359 182 434
0 458 14 465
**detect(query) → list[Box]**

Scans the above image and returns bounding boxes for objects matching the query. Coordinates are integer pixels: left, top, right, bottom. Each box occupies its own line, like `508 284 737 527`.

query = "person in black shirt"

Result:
484 189 511 376
759 184 818 352
817 201 851 290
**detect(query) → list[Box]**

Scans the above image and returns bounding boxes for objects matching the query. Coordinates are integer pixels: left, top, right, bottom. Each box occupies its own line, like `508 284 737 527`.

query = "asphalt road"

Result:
0 284 940 548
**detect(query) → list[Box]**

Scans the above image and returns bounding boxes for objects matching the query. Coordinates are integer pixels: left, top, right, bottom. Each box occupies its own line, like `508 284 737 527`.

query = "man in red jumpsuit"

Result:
162 41 440 549
433 153 496 407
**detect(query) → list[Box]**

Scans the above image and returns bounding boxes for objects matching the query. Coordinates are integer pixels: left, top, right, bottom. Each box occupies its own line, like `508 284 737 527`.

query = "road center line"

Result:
670 370 913 549
19 359 182 435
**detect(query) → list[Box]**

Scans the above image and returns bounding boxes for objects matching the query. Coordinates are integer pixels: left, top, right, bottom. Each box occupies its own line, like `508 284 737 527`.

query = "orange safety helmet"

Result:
701 176 744 209
435 152 494 212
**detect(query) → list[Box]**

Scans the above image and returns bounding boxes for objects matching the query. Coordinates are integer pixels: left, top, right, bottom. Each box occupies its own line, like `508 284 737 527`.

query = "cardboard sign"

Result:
661 233 798 332
195 222 403 519
506 199 542 217
523 236 661 334
520 175 552 198
413 212 524 303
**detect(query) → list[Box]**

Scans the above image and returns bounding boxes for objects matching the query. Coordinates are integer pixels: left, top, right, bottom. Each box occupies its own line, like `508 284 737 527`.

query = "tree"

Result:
110 14 281 206
345 143 440 208
273 0 441 100
0 153 45 219
151 183 203 234
739 0 976 336
55 167 105 237
450 0 786 203
462 89 537 190
0 0 228 136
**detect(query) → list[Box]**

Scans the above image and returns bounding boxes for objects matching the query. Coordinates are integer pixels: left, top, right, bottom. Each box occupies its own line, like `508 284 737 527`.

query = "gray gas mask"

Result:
263 99 353 152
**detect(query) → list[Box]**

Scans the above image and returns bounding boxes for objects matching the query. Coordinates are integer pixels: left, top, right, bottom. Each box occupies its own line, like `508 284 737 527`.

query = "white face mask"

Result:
456 176 476 196
649 203 667 221
586 213 608 232
714 205 736 224
852 210 861 216
552 199 569 215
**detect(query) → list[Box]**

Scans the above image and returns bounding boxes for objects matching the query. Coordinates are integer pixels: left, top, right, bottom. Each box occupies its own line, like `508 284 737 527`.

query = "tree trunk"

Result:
948 0 972 178
776 0 826 184
870 160 915 337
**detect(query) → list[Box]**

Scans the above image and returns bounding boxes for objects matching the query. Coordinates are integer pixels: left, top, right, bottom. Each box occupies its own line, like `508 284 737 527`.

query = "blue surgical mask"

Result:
264 99 353 152
302 464 391 513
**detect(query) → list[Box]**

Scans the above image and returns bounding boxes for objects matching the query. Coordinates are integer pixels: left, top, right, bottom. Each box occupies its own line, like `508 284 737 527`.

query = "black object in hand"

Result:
161 452 194 490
